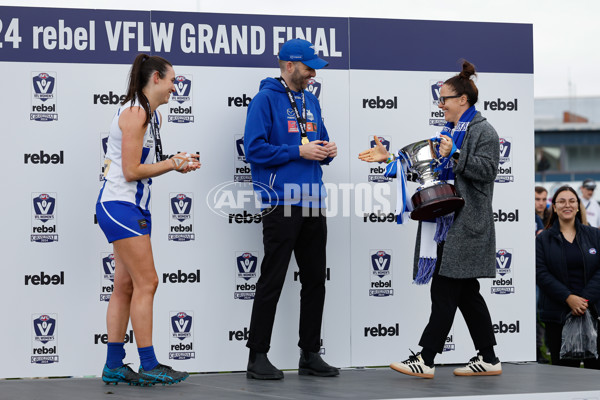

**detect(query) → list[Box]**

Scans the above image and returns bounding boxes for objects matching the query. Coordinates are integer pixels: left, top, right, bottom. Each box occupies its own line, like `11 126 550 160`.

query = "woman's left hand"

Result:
439 134 453 157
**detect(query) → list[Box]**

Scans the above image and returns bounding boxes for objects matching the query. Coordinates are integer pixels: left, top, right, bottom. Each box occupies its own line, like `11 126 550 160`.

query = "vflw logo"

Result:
31 313 59 364
169 311 195 360
371 251 391 278
237 252 258 281
496 249 512 276
169 193 194 241
171 194 192 221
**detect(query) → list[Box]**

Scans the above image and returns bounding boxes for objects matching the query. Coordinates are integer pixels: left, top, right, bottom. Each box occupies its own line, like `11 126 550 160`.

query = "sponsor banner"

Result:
492 249 515 295
169 193 195 242
168 74 194 123
100 132 109 181
234 251 259 300
369 250 393 297
169 311 195 360
0 7 349 68
31 313 59 364
443 332 456 352
234 134 251 182
100 253 115 302
31 71 58 121
496 137 515 183
367 136 392 183
31 193 58 243
429 80 446 126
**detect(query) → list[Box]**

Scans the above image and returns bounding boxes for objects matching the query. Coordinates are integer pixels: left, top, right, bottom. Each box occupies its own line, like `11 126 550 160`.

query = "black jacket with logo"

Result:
536 218 600 324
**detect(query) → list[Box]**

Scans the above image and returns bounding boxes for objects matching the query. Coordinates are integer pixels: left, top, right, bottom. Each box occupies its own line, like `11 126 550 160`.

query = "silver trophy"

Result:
399 139 464 220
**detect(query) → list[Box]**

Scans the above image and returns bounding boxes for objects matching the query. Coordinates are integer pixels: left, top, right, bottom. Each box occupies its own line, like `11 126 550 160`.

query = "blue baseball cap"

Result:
278 39 329 69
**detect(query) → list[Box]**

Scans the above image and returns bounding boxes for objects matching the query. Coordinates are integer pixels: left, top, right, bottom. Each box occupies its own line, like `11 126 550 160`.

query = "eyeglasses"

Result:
438 95 462 105
555 199 578 207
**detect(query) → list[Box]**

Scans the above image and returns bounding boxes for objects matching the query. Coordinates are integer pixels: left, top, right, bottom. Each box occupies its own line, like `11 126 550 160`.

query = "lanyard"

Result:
148 110 164 162
276 77 309 145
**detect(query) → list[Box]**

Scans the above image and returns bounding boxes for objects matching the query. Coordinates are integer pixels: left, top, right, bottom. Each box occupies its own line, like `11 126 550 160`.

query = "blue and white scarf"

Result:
386 106 477 284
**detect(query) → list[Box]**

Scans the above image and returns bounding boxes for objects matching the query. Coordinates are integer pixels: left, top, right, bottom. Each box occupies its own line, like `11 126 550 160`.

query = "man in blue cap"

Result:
243 38 339 380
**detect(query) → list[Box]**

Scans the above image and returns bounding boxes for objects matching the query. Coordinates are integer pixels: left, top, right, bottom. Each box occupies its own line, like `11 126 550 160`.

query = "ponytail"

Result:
123 53 172 125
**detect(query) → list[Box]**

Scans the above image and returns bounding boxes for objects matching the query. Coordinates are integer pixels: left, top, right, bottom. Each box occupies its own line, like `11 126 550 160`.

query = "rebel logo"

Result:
93 91 125 105
228 94 253 107
493 320 520 334
494 209 519 222
94 330 134 344
24 151 64 164
362 96 397 109
364 323 400 337
228 210 262 224
293 268 331 282
25 271 64 286
484 98 518 111
162 269 201 283
363 211 398 223
228 327 250 341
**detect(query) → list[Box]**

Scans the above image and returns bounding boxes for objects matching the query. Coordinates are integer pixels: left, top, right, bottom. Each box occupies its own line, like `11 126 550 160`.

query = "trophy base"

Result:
410 183 465 221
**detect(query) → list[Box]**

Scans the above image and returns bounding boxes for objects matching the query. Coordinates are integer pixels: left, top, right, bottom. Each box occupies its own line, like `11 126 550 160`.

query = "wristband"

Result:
385 153 396 164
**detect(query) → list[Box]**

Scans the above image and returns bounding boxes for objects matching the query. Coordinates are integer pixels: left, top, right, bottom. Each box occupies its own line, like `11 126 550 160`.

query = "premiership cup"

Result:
399 139 464 220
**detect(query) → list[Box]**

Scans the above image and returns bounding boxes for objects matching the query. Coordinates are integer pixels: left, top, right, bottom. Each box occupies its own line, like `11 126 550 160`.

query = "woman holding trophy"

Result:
359 60 501 378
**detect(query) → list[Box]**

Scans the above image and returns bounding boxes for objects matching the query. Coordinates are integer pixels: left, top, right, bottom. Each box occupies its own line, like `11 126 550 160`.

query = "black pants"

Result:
545 320 600 368
247 205 327 353
419 242 497 356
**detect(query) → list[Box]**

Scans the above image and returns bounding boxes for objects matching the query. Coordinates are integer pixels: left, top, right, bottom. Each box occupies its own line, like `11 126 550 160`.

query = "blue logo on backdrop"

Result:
32 73 55 102
171 194 192 222
496 137 514 183
429 80 445 126
237 252 258 281
370 250 393 297
499 138 511 165
492 249 514 295
236 136 247 164
102 254 115 282
496 249 512 276
171 312 193 340
306 78 322 100
33 194 55 222
431 81 442 105
371 251 391 278
33 315 56 344
172 76 192 104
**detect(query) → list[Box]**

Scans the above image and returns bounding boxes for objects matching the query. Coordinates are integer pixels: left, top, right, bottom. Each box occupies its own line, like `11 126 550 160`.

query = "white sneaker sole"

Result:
453 369 502 376
390 363 434 379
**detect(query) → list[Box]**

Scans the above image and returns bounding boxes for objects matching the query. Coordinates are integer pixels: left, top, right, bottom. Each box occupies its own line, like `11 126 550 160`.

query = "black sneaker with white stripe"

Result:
453 354 502 376
390 350 435 379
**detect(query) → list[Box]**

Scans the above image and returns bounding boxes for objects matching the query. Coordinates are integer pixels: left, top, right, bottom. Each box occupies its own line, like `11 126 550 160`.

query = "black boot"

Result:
246 350 284 380
298 350 340 377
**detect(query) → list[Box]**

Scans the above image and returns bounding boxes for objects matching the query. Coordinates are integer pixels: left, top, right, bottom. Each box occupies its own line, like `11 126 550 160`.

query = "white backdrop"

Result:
0 6 534 378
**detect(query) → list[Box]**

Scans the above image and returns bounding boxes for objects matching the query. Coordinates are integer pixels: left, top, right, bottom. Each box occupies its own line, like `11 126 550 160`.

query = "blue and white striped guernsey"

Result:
98 101 158 210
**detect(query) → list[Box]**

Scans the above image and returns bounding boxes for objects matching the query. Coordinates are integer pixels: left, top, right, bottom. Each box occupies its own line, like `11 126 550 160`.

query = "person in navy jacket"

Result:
537 185 600 368
243 39 338 380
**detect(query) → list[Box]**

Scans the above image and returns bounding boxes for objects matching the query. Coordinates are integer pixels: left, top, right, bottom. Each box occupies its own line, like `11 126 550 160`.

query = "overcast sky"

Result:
2 0 597 98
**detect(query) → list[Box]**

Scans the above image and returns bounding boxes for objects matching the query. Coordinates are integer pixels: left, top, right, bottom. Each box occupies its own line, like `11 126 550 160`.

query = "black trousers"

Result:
247 205 327 353
545 320 600 369
419 242 497 356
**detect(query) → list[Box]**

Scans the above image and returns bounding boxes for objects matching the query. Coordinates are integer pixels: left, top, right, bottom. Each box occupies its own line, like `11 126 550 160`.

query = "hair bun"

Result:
459 60 476 80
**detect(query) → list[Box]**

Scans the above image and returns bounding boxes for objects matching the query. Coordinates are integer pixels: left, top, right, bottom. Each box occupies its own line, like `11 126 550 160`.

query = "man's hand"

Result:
323 141 337 158
300 140 329 160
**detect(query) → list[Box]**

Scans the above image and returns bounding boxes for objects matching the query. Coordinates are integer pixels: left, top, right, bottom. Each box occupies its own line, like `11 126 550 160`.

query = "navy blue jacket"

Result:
536 219 600 323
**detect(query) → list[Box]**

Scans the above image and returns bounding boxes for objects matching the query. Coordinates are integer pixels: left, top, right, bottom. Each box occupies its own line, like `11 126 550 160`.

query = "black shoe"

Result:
247 351 284 380
138 363 189 386
298 350 339 377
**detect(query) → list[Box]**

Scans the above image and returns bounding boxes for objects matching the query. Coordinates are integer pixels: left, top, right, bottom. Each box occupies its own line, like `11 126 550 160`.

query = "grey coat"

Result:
413 112 500 279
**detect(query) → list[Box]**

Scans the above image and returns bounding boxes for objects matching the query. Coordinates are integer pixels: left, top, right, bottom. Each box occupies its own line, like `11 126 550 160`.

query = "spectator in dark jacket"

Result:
536 185 600 368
